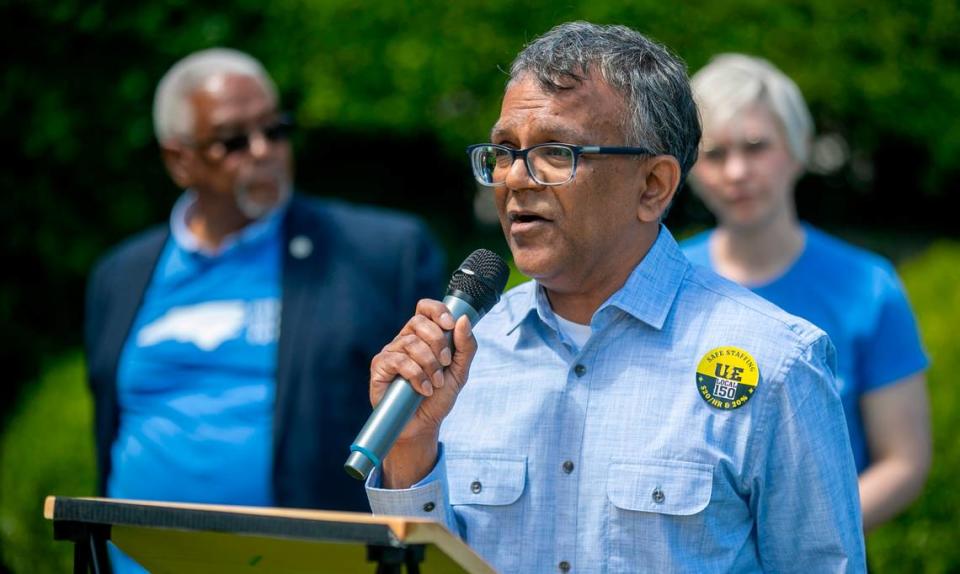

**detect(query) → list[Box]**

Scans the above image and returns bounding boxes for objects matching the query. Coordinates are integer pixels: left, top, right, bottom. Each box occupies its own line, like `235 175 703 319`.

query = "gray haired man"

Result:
85 47 443 572
365 22 866 572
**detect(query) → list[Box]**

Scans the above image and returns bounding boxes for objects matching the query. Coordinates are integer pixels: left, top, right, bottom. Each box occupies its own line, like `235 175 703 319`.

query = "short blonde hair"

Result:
691 53 813 165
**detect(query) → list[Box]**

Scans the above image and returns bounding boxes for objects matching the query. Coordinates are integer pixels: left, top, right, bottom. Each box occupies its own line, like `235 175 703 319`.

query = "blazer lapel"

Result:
274 198 332 456
103 228 169 383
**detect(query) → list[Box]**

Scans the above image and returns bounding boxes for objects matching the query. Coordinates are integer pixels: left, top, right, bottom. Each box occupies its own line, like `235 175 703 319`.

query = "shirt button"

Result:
423 501 435 512
652 487 665 504
559 560 571 572
471 481 482 494
574 364 587 377
562 460 575 474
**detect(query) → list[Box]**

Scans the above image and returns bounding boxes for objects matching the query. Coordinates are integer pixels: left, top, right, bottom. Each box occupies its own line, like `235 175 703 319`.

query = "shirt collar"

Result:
505 224 688 334
599 224 688 330
169 190 288 257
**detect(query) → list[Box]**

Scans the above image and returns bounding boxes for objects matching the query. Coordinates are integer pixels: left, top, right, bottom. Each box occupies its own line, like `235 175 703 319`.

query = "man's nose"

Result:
504 156 541 190
248 130 271 159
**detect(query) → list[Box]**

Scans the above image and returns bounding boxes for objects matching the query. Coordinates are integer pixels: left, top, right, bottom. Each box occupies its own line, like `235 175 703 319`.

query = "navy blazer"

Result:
84 195 444 511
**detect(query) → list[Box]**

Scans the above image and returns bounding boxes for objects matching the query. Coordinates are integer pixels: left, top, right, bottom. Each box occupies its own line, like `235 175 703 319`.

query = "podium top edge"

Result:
43 496 441 546
49 496 431 524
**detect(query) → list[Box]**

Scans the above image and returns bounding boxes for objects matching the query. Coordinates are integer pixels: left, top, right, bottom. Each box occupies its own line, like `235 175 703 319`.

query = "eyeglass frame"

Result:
466 142 654 187
187 113 295 161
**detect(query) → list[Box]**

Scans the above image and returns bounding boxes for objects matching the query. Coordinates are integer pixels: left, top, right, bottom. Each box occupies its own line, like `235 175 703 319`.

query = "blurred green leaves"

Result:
0 353 95 574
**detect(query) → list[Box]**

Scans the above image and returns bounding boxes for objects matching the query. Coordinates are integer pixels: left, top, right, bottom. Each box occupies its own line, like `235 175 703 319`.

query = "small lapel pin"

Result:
289 235 313 259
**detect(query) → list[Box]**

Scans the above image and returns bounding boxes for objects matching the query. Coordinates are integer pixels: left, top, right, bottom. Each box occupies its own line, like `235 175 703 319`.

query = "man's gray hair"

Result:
153 47 278 144
691 54 813 165
509 21 701 181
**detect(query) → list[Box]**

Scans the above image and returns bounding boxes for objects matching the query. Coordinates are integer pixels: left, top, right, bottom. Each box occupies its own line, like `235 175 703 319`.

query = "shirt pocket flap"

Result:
607 459 713 516
447 453 527 506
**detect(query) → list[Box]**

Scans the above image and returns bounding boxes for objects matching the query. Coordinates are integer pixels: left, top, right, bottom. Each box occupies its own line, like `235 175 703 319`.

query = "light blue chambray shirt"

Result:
368 226 866 573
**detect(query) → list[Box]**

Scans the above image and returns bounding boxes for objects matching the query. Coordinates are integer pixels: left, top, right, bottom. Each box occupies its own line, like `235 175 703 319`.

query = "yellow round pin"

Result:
695 346 760 410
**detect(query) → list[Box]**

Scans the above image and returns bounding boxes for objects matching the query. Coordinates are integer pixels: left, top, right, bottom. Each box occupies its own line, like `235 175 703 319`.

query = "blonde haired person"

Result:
681 53 931 531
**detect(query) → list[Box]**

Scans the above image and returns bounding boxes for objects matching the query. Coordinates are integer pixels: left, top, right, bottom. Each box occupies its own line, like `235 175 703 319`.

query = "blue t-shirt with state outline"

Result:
108 194 283 573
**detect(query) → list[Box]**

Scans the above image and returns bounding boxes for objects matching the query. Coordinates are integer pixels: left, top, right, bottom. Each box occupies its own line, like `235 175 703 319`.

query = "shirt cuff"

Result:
365 443 449 521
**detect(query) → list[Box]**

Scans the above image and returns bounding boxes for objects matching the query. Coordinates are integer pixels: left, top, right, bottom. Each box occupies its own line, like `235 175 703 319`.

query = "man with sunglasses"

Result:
85 48 442 571
365 22 865 572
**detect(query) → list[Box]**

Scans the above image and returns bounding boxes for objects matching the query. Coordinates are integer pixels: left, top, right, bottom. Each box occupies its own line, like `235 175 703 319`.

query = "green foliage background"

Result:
3 0 959 391
2 0 958 571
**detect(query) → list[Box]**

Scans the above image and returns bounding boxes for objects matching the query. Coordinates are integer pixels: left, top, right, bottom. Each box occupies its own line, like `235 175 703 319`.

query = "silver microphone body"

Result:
344 294 481 480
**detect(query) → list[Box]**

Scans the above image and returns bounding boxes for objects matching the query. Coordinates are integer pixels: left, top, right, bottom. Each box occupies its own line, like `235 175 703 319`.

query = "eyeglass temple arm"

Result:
579 146 652 155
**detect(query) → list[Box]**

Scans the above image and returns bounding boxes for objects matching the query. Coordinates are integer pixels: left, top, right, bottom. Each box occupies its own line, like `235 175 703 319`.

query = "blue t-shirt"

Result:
681 225 927 472
108 194 284 572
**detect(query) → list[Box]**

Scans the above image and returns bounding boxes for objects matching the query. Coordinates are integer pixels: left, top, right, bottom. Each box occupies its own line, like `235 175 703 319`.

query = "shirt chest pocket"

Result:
605 459 714 570
607 459 713 515
447 453 527 506
446 453 527 572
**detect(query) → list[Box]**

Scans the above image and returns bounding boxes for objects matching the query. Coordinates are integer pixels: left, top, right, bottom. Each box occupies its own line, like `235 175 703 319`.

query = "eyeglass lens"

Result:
219 119 294 155
473 145 575 185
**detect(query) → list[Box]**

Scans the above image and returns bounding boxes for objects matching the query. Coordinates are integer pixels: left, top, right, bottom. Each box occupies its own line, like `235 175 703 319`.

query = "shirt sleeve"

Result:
858 263 928 392
749 335 867 572
366 443 461 535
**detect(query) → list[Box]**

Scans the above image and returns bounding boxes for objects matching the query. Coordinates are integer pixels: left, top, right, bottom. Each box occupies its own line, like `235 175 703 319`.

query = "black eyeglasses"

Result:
196 114 295 160
466 143 653 187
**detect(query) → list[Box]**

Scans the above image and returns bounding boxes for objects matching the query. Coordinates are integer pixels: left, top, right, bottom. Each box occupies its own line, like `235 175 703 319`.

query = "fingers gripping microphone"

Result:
344 249 510 480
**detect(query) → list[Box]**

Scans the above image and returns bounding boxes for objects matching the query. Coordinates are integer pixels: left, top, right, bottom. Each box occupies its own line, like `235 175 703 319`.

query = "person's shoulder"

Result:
680 265 837 408
292 194 430 240
804 225 897 276
288 195 444 288
802 225 908 305
91 224 168 277
682 262 828 350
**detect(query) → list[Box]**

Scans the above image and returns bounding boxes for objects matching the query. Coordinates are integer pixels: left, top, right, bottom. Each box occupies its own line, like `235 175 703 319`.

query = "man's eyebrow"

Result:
490 122 588 143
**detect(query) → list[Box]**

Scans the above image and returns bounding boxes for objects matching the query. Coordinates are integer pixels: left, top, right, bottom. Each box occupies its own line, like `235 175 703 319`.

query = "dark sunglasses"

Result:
201 114 295 158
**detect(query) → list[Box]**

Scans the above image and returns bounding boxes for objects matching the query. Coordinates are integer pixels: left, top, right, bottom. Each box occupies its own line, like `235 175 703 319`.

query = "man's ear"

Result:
160 142 193 189
637 155 681 223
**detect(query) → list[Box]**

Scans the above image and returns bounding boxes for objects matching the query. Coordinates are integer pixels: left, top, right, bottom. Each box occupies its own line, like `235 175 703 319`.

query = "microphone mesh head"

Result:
447 249 510 314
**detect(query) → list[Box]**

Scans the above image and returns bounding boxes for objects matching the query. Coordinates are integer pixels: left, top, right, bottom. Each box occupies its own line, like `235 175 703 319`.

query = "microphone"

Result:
344 249 510 480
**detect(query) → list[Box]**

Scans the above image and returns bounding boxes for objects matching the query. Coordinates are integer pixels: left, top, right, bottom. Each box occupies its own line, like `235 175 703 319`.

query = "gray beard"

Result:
234 178 292 219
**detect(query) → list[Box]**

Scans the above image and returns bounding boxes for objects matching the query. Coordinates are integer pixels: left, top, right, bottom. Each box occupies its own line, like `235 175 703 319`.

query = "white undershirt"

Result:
554 313 593 351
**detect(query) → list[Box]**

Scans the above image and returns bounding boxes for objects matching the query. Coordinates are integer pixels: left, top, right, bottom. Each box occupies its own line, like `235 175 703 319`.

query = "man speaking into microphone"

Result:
364 22 866 572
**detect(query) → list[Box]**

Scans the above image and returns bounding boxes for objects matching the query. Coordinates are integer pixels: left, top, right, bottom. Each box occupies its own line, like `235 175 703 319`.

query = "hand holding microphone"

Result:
344 249 509 485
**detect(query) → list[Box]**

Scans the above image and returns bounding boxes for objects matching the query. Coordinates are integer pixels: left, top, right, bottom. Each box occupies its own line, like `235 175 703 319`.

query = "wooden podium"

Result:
44 496 495 574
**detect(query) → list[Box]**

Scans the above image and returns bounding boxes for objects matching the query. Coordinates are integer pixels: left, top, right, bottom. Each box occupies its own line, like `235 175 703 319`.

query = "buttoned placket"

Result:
551 325 600 574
